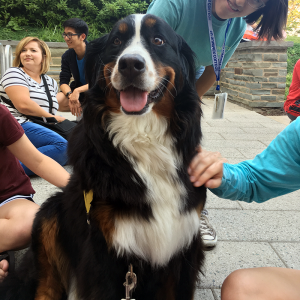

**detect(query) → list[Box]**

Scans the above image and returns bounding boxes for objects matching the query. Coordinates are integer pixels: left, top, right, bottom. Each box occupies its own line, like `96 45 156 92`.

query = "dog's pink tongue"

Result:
120 87 148 112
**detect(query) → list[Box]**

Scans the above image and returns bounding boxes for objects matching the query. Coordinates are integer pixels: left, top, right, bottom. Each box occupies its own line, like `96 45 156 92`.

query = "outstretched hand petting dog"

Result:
188 147 227 189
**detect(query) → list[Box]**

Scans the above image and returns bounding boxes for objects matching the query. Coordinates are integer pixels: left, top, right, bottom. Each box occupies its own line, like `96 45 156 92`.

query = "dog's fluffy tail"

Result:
0 250 37 300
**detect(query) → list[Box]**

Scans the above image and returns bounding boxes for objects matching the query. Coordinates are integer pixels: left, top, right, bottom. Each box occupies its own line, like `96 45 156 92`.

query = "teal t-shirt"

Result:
147 0 246 71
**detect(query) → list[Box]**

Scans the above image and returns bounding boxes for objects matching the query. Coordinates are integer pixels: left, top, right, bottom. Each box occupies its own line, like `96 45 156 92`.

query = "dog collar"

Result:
84 190 93 225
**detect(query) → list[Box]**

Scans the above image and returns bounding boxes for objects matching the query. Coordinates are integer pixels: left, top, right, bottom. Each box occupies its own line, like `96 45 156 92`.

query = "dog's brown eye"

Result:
152 37 164 46
114 38 122 45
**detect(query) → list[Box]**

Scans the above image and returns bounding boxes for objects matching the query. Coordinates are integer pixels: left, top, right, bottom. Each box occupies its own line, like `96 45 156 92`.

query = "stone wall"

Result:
206 41 293 108
1 40 293 109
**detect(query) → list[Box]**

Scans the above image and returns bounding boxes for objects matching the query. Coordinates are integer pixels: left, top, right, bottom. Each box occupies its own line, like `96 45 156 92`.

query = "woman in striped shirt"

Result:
0 37 68 176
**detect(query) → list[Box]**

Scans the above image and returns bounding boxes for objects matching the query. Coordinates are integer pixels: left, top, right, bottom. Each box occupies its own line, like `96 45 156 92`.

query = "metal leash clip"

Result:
121 264 137 300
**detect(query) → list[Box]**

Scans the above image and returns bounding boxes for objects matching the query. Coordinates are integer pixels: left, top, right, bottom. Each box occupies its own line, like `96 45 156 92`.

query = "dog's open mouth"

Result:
120 86 148 114
118 79 167 115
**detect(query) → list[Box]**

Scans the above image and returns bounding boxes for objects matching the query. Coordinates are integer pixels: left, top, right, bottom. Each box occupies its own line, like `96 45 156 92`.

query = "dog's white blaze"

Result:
107 111 200 266
111 14 157 92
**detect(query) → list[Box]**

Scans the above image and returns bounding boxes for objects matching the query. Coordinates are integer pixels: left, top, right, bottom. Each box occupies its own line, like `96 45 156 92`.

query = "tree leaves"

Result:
287 0 300 36
0 0 151 36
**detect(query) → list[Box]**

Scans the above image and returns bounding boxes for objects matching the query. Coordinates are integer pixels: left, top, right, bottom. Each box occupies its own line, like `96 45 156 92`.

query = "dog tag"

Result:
212 92 227 119
122 264 137 300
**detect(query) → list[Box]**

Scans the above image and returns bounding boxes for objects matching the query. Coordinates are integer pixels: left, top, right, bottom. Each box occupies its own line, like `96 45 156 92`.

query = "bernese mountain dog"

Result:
0 14 206 300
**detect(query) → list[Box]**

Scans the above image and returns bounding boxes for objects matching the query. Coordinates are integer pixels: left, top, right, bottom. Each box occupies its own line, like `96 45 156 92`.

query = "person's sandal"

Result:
0 251 15 276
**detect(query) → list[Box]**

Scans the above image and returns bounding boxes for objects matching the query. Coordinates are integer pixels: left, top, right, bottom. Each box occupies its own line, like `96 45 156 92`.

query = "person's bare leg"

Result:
0 199 39 252
57 92 70 112
221 267 300 300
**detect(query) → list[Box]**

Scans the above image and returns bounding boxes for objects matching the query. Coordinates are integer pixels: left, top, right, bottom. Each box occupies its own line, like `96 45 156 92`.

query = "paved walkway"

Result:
24 98 299 300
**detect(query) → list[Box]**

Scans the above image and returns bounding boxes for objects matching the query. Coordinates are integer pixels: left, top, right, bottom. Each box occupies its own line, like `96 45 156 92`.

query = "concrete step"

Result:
50 48 67 57
47 70 60 75
51 57 62 65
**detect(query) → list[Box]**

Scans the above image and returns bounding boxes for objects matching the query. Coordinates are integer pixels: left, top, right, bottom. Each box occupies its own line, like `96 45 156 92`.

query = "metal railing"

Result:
0 43 13 78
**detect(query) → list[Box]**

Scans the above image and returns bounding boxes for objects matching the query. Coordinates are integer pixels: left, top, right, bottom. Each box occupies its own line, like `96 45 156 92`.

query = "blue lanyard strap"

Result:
207 0 232 91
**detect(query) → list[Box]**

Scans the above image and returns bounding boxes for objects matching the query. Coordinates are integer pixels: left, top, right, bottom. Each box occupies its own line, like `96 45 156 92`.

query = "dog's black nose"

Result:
118 54 146 79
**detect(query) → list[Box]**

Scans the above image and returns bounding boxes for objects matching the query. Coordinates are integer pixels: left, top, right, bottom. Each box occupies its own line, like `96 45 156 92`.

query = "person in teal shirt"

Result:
148 0 288 247
188 117 300 300
147 0 288 97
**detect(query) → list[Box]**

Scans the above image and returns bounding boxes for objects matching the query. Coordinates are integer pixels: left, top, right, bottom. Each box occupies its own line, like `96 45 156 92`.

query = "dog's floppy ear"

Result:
85 34 109 88
176 35 197 86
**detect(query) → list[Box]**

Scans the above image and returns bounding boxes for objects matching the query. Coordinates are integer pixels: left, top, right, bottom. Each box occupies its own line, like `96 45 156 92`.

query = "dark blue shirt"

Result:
76 56 87 85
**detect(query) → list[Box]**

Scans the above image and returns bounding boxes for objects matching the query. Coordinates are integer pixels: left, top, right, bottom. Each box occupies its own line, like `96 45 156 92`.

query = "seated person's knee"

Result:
221 269 258 300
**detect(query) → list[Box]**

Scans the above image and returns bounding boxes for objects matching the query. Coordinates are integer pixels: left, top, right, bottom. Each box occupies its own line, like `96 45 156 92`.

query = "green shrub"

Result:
0 0 152 37
287 43 300 74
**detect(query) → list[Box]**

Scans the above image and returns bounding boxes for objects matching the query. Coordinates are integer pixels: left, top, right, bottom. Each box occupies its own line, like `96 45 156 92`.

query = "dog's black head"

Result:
81 14 202 170
85 14 198 117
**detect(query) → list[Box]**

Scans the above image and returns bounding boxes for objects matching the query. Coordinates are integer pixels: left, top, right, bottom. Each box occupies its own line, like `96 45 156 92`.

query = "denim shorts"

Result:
0 194 34 208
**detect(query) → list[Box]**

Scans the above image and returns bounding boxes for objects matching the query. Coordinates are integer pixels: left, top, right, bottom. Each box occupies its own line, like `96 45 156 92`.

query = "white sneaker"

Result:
199 209 217 248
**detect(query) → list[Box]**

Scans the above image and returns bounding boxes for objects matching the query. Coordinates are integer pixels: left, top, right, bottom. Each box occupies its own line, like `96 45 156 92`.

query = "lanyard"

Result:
206 0 232 91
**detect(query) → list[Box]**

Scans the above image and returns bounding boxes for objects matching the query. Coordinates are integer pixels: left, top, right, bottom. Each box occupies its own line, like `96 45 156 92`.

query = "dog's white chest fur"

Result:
107 111 200 266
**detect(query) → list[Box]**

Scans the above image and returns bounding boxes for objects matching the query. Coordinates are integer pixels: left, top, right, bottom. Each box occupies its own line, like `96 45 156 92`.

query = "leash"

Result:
83 190 93 225
122 264 137 300
83 192 137 298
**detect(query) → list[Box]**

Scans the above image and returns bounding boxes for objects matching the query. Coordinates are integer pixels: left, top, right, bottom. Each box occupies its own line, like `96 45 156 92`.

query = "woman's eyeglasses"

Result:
62 33 80 39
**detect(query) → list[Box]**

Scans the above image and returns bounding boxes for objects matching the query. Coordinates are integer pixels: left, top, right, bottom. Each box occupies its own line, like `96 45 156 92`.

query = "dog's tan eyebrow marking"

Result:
145 17 157 27
118 22 128 33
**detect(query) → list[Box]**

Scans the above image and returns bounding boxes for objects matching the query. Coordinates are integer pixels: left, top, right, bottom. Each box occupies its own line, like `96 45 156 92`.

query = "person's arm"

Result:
196 66 217 98
60 83 72 97
7 134 70 188
59 52 72 94
5 86 65 122
69 84 88 102
195 20 247 98
189 118 300 203
67 84 88 117
59 83 83 117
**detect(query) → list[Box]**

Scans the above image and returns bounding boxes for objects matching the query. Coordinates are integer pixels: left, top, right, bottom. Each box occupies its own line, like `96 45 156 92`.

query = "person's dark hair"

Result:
245 0 288 41
63 18 89 41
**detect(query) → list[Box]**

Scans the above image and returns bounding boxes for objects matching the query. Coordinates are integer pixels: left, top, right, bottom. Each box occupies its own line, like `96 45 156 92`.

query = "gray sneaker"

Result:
199 209 217 248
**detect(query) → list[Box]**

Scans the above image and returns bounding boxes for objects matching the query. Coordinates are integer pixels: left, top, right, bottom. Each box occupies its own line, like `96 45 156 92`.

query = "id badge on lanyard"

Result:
206 0 232 119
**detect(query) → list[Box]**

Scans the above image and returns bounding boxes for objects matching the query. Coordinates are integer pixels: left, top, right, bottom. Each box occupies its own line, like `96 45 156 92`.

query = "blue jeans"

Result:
21 121 68 176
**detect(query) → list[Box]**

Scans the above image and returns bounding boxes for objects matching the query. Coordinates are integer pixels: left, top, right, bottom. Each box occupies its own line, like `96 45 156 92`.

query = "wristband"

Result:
66 91 72 98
